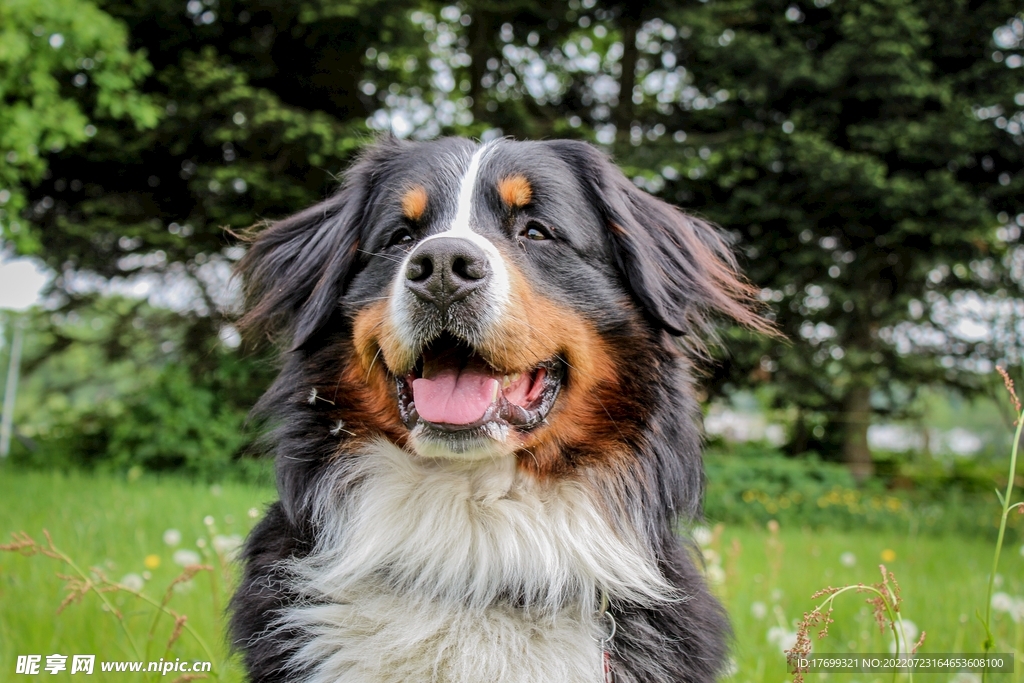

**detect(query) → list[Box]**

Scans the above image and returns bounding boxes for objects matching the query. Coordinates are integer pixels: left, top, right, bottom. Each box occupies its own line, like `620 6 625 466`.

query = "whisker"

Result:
357 249 405 264
345 295 393 306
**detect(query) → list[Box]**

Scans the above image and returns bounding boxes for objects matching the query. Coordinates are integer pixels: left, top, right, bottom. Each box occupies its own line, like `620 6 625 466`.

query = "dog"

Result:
229 137 768 683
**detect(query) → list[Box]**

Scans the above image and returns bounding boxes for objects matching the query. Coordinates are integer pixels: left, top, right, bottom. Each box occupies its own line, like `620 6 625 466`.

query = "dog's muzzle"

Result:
404 237 491 312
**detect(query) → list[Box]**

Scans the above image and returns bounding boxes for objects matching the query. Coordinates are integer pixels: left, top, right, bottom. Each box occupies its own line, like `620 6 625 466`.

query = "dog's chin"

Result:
408 423 517 461
390 332 565 461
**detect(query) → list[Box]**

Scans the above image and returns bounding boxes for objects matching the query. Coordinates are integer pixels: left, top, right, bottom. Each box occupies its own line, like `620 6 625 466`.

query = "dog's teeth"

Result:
502 373 521 389
492 381 500 400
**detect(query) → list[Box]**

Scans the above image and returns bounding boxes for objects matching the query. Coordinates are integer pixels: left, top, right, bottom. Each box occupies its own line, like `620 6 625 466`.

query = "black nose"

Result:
405 237 491 309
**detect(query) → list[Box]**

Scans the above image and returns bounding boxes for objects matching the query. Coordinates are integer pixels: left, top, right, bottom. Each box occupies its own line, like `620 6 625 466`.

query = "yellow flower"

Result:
144 554 161 569
881 549 896 562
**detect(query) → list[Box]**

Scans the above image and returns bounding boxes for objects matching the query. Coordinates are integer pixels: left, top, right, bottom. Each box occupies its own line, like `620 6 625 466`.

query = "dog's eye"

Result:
522 222 552 241
387 229 414 248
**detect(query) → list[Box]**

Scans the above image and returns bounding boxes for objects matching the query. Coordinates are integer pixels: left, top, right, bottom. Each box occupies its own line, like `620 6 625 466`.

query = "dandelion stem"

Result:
121 587 221 677
981 401 1023 682
43 532 144 660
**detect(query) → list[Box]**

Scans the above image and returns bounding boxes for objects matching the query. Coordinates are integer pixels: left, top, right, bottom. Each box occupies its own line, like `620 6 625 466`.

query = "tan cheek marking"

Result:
335 355 407 445
497 175 532 208
476 264 628 475
401 185 428 221
352 301 417 375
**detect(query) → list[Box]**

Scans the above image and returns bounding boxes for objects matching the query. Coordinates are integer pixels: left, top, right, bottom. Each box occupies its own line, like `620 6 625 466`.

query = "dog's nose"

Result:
405 237 491 308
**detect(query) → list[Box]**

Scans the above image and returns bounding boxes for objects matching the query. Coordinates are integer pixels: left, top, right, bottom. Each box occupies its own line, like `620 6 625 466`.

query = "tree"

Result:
0 0 159 246
652 0 1024 475
6 0 1023 476
486 0 1024 475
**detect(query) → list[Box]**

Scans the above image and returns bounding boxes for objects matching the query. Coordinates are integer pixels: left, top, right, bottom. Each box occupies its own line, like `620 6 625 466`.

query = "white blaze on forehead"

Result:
450 143 491 236
389 142 511 352
438 143 509 306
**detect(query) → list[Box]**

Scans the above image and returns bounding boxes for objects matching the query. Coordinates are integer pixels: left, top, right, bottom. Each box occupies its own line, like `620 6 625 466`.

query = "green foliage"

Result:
105 363 250 478
0 0 159 252
5 298 270 480
704 443 1022 538
622 0 1024 461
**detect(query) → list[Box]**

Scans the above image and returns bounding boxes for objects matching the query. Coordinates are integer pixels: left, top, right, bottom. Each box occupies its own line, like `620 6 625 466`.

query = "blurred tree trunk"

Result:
842 383 873 481
468 9 496 123
790 409 809 456
613 9 640 137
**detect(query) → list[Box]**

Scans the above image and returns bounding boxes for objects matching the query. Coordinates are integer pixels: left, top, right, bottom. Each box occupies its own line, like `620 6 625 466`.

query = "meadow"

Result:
0 468 1020 683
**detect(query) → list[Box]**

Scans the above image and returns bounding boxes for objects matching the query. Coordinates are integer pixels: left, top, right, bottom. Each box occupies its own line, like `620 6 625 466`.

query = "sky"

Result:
0 254 50 312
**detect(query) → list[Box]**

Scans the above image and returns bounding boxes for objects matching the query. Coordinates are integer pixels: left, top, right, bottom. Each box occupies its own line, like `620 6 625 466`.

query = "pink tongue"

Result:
412 367 499 425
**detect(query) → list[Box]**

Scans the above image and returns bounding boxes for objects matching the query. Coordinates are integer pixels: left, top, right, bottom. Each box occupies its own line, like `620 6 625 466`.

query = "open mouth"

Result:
395 333 564 435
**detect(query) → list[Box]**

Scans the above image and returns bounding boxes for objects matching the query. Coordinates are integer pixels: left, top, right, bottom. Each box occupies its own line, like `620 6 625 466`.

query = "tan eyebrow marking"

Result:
497 174 532 208
401 185 428 220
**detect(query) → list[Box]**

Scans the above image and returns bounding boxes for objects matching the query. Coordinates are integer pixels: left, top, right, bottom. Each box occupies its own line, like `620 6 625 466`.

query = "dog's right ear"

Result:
235 140 396 350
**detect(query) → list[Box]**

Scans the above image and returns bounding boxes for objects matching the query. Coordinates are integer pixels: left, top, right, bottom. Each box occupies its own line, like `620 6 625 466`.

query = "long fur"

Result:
230 137 765 683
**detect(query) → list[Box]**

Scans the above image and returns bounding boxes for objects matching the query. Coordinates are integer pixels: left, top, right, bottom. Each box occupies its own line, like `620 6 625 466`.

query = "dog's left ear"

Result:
549 140 773 337
236 139 398 349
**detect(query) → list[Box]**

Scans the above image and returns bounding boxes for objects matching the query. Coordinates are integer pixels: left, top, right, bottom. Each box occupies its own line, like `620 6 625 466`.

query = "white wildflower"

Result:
162 529 182 547
721 657 739 677
767 625 798 654
751 601 768 620
890 618 920 653
213 534 243 560
950 673 980 683
840 551 856 567
692 525 713 547
173 549 202 566
120 573 144 592
991 592 1014 613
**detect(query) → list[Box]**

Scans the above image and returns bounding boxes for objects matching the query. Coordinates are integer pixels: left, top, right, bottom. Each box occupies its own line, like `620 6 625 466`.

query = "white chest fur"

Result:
278 441 674 683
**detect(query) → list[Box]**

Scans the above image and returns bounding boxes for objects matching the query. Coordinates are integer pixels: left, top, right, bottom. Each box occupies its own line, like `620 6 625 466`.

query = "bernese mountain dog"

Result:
230 137 768 683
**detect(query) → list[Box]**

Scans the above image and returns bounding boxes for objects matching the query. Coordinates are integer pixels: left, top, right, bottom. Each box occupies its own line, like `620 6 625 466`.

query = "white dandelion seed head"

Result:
840 551 856 567
120 573 144 591
204 515 215 526
173 549 202 566
722 657 739 678
212 534 243 560
706 564 726 585
751 601 768 619
162 529 182 547
308 387 318 404
248 507 259 519
1010 598 1024 624
173 579 195 594
692 525 713 547
767 626 798 653
889 617 921 653
992 592 1014 613
950 673 980 683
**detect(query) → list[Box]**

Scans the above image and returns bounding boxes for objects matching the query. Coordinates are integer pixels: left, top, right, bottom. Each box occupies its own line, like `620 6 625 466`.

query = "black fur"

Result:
230 137 764 683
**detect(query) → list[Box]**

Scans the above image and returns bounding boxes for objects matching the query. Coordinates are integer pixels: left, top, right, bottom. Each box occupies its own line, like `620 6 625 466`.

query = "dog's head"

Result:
239 137 767 472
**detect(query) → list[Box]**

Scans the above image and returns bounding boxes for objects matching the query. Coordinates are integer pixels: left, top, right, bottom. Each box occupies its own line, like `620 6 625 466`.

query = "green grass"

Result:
1 468 1021 682
0 468 275 682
